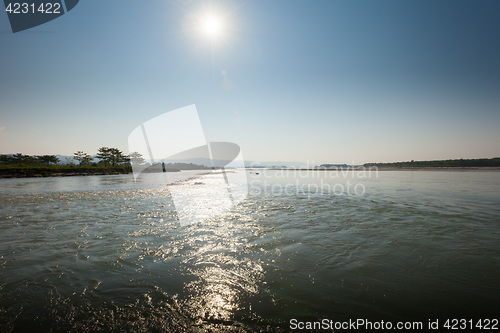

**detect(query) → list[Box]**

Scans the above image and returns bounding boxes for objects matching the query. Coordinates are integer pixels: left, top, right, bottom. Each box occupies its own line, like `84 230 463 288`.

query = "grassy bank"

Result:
0 165 132 178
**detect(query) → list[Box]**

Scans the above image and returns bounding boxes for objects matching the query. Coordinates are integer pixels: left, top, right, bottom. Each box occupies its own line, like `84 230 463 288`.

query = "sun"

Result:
183 8 232 47
200 15 223 39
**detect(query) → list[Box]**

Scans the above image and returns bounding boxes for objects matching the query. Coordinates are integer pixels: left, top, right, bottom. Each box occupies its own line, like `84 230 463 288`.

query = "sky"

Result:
0 0 499 164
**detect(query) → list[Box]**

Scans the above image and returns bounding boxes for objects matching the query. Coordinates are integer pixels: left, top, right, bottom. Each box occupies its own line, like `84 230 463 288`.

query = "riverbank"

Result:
0 165 133 179
375 166 500 171
263 166 500 172
3 165 500 179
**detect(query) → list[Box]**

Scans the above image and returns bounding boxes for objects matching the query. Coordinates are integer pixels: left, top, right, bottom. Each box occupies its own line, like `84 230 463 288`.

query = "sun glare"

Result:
201 15 223 38
184 8 231 47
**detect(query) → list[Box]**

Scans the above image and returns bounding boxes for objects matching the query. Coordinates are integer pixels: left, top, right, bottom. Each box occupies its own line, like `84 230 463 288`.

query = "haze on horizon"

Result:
0 0 499 165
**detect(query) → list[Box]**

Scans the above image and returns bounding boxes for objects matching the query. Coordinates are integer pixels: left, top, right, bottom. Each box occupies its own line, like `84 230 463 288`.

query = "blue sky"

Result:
0 0 499 164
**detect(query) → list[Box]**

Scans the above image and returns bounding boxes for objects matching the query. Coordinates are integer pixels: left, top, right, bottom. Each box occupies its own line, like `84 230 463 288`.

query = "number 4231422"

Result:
443 319 498 330
5 2 62 14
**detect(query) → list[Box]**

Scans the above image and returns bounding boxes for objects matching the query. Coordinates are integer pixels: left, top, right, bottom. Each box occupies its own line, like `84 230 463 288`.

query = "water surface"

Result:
1 170 499 331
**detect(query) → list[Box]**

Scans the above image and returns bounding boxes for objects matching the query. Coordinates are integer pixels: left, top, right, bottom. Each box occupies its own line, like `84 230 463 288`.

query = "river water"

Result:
1 170 499 332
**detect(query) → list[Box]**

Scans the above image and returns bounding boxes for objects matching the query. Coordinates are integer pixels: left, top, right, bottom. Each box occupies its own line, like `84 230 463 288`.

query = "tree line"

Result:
364 157 500 168
0 153 60 166
73 147 134 167
0 147 144 167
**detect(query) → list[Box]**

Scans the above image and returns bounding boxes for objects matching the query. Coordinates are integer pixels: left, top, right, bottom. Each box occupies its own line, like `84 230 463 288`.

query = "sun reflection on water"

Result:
174 215 265 326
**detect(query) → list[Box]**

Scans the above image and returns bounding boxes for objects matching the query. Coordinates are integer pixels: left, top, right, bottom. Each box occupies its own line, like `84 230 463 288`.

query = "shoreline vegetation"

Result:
260 157 500 171
0 148 213 179
0 165 133 178
0 162 218 179
1 153 500 179
363 157 500 169
0 164 215 179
